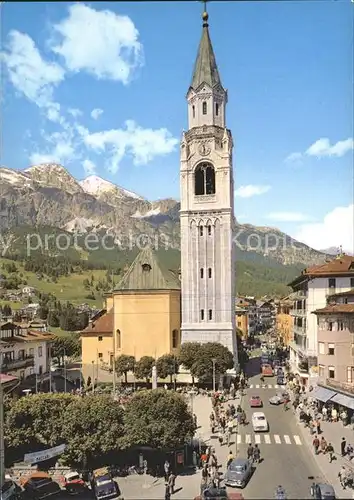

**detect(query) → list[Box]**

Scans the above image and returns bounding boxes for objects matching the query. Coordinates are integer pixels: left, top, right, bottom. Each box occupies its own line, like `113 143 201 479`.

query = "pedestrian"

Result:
320 436 327 454
253 444 261 463
247 443 254 460
227 450 234 468
164 460 170 481
326 442 334 463
313 435 320 455
316 418 321 435
322 406 328 421
341 437 347 457
168 472 176 495
218 430 224 446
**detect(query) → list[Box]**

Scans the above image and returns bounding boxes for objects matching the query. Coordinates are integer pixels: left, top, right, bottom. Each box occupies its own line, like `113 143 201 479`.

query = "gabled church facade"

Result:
180 10 237 364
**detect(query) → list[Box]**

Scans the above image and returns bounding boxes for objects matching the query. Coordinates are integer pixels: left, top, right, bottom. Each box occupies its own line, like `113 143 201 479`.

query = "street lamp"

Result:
91 361 95 394
62 348 67 394
211 358 216 393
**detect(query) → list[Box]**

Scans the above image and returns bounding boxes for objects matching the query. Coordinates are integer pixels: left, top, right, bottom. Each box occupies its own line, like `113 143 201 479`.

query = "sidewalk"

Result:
296 414 354 498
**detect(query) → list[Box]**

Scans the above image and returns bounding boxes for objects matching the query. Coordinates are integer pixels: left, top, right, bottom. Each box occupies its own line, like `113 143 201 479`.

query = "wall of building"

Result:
317 317 354 384
307 277 353 354
113 290 181 360
81 333 112 382
276 312 293 346
236 313 248 340
0 340 51 379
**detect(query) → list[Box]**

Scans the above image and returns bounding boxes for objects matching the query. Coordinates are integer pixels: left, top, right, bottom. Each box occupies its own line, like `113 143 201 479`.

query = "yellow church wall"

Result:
104 295 114 311
81 333 112 381
113 290 181 360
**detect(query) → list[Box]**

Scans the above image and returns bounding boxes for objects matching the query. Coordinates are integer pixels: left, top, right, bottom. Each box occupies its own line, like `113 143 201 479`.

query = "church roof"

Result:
190 11 222 90
114 247 181 292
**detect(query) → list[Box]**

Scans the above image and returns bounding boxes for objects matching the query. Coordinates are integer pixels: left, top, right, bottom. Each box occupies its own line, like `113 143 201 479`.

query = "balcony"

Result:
293 290 307 300
290 309 306 318
325 378 354 395
2 356 34 373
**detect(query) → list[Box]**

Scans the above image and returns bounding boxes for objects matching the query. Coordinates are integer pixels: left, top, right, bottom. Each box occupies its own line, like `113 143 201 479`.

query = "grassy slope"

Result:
0 257 107 309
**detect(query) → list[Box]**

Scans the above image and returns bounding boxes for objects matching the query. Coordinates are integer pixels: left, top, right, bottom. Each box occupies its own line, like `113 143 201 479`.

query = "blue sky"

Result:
2 1 353 252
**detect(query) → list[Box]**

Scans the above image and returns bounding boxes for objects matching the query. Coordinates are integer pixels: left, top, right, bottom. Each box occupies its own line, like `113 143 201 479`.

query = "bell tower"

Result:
180 7 237 363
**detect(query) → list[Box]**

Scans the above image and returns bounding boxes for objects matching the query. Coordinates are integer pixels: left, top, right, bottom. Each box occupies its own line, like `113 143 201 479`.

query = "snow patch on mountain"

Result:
131 207 161 218
79 175 144 200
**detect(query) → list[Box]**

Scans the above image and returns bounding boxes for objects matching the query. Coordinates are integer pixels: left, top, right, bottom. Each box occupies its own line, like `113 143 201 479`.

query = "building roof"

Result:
289 254 354 287
0 373 18 385
190 11 222 91
114 247 181 292
313 304 354 314
328 288 354 298
81 309 113 335
0 330 56 343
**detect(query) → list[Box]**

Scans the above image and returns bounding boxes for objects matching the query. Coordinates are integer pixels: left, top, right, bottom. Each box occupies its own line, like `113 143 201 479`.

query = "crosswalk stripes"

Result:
234 434 302 446
284 435 291 444
249 384 281 389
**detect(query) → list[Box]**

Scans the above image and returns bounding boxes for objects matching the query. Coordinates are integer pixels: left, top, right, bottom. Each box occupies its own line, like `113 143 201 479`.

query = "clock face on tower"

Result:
198 143 211 156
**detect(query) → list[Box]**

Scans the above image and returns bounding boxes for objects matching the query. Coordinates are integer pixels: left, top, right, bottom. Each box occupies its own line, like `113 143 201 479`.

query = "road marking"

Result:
245 434 251 444
294 435 302 445
274 434 281 444
264 434 271 444
237 434 242 444
249 384 254 388
284 435 291 444
254 434 261 444
268 384 272 389
274 384 279 389
255 384 260 388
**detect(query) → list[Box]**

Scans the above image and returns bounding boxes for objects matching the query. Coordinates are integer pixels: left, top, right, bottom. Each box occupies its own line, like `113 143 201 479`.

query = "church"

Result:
81 7 238 379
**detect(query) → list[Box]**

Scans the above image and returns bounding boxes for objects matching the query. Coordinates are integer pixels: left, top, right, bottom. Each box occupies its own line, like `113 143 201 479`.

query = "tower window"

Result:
208 268 212 278
116 329 121 349
208 225 211 235
172 329 179 349
199 226 204 236
215 103 219 116
192 105 195 118
202 102 207 115
200 268 204 279
200 309 205 320
208 309 213 320
194 163 216 195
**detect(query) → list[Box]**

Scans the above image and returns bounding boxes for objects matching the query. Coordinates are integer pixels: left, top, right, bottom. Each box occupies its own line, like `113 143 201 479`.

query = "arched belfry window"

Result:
192 105 195 118
194 163 216 196
202 102 207 115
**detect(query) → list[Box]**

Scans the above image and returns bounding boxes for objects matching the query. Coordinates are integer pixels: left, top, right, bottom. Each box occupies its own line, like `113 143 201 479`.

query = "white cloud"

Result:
68 108 82 118
82 159 96 175
91 108 103 120
266 212 312 222
234 185 271 198
287 137 354 162
306 138 354 158
2 30 65 108
50 4 144 84
30 129 77 166
83 120 178 173
295 204 354 253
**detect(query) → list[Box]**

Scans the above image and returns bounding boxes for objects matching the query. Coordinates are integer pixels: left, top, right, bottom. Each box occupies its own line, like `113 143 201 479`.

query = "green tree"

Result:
61 395 125 468
51 335 81 365
4 393 75 463
115 354 135 383
178 342 202 384
156 354 178 383
123 390 195 449
190 342 234 381
47 310 60 328
134 356 155 384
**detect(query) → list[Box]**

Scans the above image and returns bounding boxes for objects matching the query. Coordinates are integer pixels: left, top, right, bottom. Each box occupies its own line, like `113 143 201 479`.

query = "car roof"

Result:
252 412 265 418
317 483 335 494
231 458 248 466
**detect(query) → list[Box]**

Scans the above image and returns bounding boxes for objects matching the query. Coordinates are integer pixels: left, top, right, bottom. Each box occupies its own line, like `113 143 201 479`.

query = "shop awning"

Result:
330 392 354 410
311 386 337 403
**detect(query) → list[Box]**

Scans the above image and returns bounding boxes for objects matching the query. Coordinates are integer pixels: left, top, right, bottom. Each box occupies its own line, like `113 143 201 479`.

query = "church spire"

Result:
190 5 222 90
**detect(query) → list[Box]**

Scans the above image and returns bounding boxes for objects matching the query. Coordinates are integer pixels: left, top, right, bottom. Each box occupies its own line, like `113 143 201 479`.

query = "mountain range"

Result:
0 163 330 295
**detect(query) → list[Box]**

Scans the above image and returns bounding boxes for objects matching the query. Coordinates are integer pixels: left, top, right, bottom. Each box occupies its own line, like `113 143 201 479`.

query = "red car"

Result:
250 395 263 407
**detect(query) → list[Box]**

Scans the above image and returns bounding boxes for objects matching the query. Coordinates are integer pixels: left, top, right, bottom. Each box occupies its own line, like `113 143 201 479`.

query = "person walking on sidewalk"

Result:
341 437 347 456
326 442 334 463
253 444 261 463
320 436 327 454
313 435 320 455
247 443 254 460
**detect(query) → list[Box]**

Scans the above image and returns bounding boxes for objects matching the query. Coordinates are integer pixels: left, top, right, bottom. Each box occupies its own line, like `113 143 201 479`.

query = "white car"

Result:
251 412 269 432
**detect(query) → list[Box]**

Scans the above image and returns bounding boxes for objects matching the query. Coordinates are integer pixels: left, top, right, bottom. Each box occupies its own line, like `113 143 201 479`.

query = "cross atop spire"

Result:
190 0 222 91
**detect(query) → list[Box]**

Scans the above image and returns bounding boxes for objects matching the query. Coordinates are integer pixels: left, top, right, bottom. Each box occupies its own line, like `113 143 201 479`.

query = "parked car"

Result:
21 472 61 499
1 476 22 500
277 375 285 385
269 392 290 405
91 467 121 500
195 486 245 499
251 412 269 432
224 458 253 488
63 471 87 495
310 482 336 499
249 396 263 408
